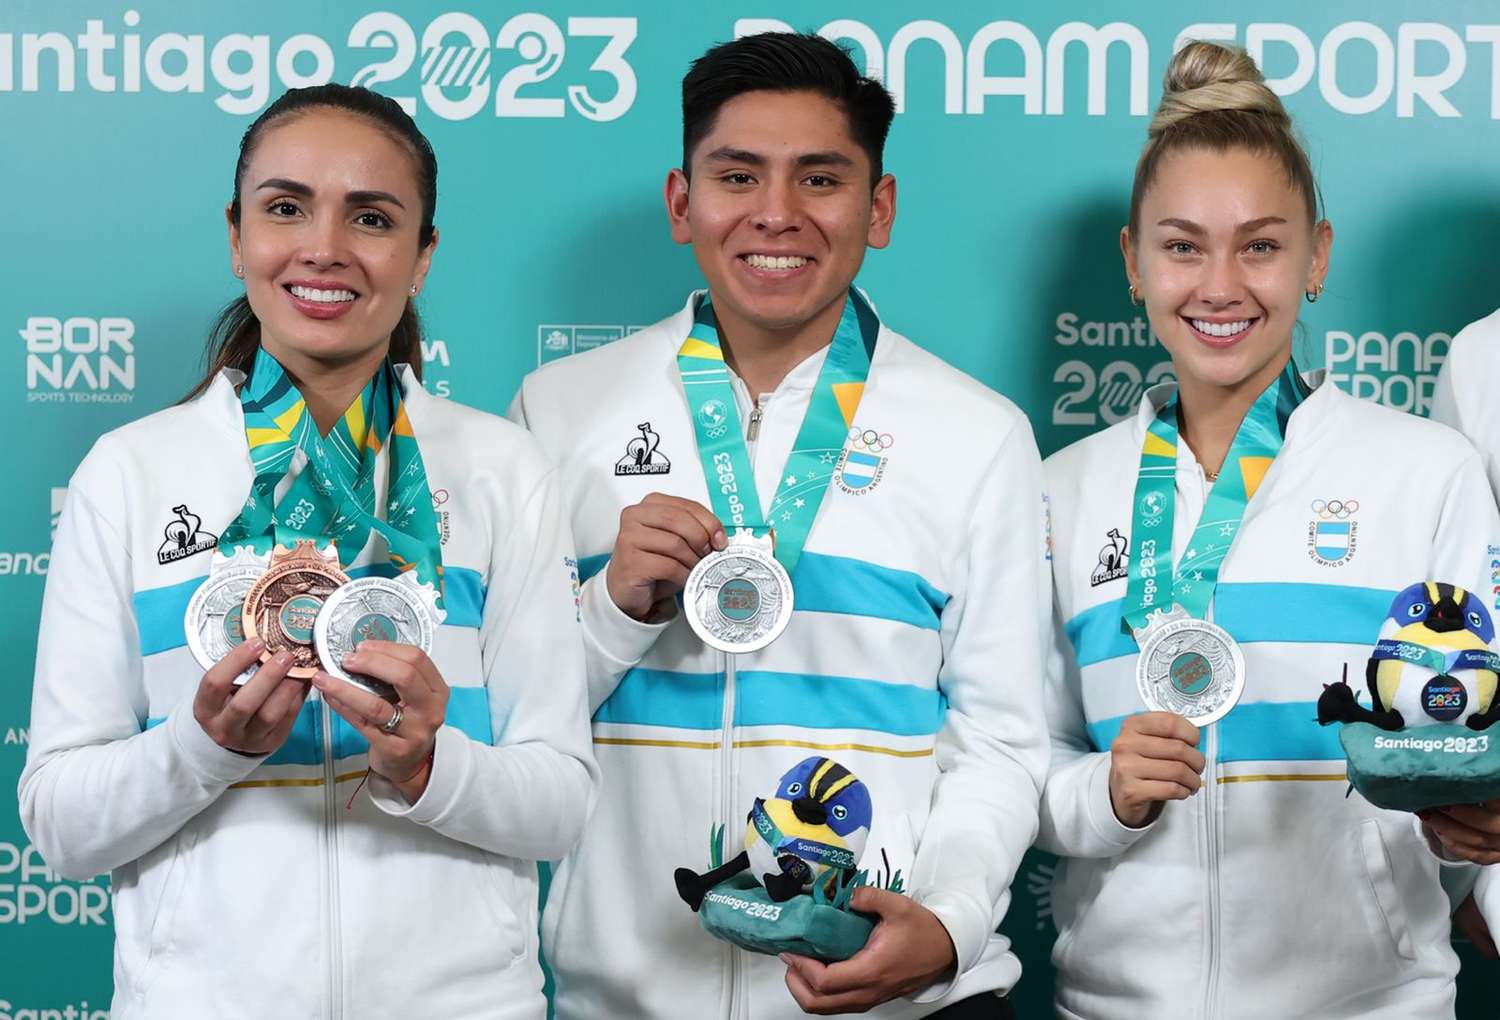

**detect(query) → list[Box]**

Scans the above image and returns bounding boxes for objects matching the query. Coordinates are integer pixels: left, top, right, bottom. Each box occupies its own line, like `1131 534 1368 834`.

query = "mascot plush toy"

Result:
673 757 891 961
676 756 872 907
1318 581 1500 811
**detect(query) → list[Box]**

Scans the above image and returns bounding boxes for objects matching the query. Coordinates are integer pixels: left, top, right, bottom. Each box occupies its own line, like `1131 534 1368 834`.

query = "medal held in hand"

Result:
676 290 879 653
1134 606 1246 726
684 529 794 654
241 540 349 678
184 546 270 684
314 574 439 700
1121 361 1309 725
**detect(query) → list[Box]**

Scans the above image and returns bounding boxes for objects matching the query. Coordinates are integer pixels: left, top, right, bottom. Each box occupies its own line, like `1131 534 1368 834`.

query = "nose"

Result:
298 212 350 269
791 796 826 826
750 176 802 235
1199 251 1245 308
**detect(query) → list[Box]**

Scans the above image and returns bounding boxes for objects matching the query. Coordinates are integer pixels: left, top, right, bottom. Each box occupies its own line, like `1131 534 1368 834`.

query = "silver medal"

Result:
183 546 270 685
683 529 794 654
313 574 439 701
1135 605 1245 726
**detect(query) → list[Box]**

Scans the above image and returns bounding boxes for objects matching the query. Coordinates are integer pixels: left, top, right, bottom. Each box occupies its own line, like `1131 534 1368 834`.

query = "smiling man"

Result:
510 33 1048 1019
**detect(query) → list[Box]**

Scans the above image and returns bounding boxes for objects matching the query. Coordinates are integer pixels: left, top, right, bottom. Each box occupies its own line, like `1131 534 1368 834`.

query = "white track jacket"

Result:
1430 306 1500 940
511 294 1051 1019
1039 372 1499 1020
20 367 598 1020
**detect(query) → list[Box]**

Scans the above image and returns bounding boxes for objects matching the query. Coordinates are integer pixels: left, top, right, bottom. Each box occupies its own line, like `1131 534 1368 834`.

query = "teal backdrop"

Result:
3 1 1499 1016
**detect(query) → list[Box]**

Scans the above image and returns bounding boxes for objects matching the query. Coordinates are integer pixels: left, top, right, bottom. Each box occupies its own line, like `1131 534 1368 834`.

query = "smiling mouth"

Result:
1186 317 1257 343
741 254 812 271
286 284 358 304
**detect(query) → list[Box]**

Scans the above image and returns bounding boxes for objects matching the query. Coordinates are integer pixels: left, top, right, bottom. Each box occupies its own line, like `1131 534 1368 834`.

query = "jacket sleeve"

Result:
506 381 669 715
367 464 600 861
1431 320 1500 500
1035 594 1156 858
904 418 1051 1001
18 444 264 881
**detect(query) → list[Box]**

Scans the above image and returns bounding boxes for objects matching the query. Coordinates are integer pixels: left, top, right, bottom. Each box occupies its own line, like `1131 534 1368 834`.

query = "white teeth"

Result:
289 285 356 303
745 254 809 270
1191 318 1252 338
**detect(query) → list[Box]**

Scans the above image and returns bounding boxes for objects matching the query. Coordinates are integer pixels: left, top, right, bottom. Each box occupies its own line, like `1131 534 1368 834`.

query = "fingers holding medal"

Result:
608 493 728 622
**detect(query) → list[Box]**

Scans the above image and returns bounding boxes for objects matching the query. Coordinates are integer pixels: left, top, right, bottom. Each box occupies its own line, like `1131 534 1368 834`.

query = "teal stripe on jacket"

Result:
1065 583 1396 669
593 668 945 737
1085 700 1343 762
146 685 492 766
575 551 948 631
133 564 486 656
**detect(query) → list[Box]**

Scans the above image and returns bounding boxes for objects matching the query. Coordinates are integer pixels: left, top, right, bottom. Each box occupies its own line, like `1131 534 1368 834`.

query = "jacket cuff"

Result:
1086 753 1157 852
905 887 986 1004
367 724 469 823
166 705 267 786
580 566 671 670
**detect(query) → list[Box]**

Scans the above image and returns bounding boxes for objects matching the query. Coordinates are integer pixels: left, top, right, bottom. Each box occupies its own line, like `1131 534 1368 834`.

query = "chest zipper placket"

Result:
321 696 344 1019
723 397 765 1020
1192 464 1222 1020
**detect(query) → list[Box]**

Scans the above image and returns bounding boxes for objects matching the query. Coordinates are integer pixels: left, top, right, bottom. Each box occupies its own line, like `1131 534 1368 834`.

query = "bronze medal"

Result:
241 540 349 678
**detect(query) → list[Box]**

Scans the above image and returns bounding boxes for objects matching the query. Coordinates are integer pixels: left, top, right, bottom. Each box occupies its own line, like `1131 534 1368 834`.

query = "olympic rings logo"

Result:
1311 498 1359 520
848 426 894 453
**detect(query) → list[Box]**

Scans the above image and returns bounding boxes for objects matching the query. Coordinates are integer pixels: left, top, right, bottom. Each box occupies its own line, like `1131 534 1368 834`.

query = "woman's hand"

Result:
193 638 312 755
312 640 450 803
1108 711 1205 827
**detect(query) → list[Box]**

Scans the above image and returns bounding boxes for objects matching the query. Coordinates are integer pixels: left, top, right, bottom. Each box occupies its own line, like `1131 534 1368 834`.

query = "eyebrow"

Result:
1156 215 1288 234
255 178 406 210
700 147 857 169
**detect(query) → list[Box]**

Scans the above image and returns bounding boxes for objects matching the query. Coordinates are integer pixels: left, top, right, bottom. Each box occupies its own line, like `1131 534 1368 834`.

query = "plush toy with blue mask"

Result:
673 756 897 961
1318 581 1500 811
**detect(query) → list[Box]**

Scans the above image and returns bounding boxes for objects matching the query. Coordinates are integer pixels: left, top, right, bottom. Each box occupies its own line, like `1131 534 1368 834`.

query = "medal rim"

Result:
183 563 265 674
1135 616 1245 727
683 540 795 654
312 574 437 696
242 542 349 678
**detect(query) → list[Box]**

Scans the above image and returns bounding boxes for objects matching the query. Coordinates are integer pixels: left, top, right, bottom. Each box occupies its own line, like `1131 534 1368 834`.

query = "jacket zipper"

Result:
1189 461 1221 1020
322 698 343 1020
724 395 767 1020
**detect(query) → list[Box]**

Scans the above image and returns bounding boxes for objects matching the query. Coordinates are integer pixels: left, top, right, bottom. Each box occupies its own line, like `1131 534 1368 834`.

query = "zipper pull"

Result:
746 403 763 441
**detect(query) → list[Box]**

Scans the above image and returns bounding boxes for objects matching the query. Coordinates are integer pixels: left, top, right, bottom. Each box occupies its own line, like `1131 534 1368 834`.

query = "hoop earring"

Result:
409 285 418 296
1129 284 1143 307
1305 282 1323 303
234 264 244 278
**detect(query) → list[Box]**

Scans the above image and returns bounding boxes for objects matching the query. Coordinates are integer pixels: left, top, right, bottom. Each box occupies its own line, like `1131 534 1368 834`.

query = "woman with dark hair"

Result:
20 85 597 1018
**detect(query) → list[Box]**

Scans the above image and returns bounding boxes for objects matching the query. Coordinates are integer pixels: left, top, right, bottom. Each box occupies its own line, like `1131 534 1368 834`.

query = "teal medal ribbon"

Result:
1121 361 1308 638
1372 640 1500 675
676 290 877 574
221 348 445 608
750 799 857 872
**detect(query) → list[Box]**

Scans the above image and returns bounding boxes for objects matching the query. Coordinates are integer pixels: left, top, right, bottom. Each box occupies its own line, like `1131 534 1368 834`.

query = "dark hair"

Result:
184 84 438 400
1129 42 1320 240
681 33 895 185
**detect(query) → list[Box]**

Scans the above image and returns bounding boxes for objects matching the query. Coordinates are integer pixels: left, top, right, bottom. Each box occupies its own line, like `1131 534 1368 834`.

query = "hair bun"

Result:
1150 41 1288 138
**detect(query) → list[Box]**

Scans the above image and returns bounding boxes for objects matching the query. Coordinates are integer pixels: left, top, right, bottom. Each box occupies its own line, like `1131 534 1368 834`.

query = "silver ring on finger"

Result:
381 704 404 735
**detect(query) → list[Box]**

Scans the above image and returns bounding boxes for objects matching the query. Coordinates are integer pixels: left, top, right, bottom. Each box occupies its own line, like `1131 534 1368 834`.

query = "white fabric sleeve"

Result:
1035 595 1156 859
507 381 670 715
18 445 263 881
1430 320 1500 500
368 467 600 861
904 418 1051 1002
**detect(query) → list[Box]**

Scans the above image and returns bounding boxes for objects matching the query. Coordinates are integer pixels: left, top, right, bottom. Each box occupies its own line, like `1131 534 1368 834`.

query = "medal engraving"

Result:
241 541 349 678
684 530 794 653
1135 606 1245 726
313 575 437 701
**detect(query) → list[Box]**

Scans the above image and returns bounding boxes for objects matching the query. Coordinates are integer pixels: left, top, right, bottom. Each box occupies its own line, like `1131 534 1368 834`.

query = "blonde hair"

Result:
1128 41 1319 238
